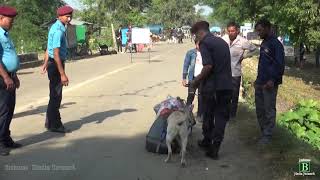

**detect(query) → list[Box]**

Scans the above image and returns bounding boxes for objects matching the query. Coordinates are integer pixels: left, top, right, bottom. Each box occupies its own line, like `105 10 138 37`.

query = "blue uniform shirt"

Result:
256 35 285 85
47 20 67 61
0 27 20 72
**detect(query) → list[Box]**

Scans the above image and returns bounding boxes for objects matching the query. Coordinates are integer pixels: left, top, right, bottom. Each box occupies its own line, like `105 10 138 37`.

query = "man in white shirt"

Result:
182 39 203 123
194 45 203 77
222 22 256 119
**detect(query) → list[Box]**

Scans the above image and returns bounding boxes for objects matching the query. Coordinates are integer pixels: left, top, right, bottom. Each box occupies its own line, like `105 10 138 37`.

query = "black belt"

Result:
49 57 55 62
49 57 65 62
7 72 16 78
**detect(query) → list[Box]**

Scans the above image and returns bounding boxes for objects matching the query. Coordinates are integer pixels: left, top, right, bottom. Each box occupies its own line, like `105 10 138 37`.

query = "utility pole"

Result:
111 23 117 51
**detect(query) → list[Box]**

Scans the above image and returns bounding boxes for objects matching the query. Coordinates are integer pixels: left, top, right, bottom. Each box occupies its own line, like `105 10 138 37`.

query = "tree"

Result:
0 0 64 53
269 0 320 66
80 0 200 28
204 0 320 67
80 0 151 27
147 0 200 27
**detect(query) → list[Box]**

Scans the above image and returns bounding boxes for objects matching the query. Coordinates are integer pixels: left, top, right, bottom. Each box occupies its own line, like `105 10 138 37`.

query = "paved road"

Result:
0 42 274 180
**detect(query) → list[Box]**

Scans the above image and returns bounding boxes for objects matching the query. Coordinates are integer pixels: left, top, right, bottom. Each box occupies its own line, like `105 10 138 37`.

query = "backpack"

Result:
145 115 179 154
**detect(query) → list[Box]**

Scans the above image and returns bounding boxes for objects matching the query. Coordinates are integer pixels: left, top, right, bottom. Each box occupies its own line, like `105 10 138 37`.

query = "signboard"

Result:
132 28 151 44
76 25 86 43
246 32 259 40
66 25 77 48
284 45 294 57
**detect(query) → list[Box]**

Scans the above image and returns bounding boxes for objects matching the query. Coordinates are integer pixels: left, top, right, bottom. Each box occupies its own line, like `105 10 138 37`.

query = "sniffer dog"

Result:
164 105 194 167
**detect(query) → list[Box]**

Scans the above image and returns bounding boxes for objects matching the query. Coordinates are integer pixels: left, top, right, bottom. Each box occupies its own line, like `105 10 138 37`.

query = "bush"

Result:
242 75 255 108
278 100 320 150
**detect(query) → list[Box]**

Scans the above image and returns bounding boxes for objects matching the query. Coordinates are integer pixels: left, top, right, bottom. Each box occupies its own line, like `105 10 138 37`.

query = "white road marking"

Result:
15 53 164 113
15 63 139 113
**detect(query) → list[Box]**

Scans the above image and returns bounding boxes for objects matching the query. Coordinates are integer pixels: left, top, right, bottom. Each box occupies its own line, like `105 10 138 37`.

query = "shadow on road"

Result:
1 105 318 180
13 102 76 119
66 108 137 131
16 108 137 148
2 134 202 180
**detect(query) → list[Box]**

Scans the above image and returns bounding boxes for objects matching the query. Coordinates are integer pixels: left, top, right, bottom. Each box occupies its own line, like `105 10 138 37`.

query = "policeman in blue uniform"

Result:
44 6 73 133
0 6 21 156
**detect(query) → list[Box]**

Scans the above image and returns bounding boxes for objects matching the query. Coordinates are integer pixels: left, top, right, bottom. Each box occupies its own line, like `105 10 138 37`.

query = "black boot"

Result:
0 143 10 156
206 142 221 160
5 137 22 149
197 138 211 149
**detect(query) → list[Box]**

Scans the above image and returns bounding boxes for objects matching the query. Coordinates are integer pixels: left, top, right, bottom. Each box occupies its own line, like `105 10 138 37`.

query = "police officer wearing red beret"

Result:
0 6 21 156
43 6 73 133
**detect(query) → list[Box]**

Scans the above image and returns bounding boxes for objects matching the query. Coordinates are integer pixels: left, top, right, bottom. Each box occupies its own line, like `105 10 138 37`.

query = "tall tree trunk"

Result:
316 45 320 68
111 23 117 50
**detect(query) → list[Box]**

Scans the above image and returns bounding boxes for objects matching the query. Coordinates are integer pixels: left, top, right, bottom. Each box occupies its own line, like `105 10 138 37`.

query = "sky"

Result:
194 5 213 16
64 0 213 16
64 0 84 10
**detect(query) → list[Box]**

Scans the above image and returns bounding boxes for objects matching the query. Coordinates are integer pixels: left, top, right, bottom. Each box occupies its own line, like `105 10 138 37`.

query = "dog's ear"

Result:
177 96 186 105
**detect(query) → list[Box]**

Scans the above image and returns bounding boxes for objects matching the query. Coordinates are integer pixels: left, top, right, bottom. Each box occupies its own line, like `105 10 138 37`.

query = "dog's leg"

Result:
165 135 173 163
174 136 182 156
180 136 188 167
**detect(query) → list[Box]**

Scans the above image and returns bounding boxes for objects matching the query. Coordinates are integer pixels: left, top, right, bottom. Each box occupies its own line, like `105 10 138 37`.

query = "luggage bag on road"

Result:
145 96 185 154
145 115 179 154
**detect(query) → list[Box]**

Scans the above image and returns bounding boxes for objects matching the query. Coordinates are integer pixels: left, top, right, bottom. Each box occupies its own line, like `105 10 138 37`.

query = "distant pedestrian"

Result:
116 25 122 53
295 42 306 69
124 25 136 53
177 28 184 44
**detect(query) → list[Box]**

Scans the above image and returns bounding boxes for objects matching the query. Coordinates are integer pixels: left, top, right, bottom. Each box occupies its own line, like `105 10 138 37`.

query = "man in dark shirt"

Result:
190 21 233 160
254 19 285 144
116 25 122 53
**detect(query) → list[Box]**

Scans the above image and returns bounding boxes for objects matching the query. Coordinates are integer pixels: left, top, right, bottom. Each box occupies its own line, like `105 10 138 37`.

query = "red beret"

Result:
0 6 17 17
57 6 73 16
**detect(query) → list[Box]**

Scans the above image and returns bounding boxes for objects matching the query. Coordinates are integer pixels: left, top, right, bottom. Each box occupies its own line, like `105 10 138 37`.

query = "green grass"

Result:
238 56 320 179
236 104 319 179
242 56 320 111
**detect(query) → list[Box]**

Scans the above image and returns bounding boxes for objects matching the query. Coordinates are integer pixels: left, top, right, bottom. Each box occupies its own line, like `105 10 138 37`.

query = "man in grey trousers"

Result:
254 19 285 144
